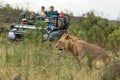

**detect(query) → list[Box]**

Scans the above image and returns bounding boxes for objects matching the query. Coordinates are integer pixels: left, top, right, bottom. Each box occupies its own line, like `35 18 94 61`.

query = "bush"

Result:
0 4 30 23
69 11 120 51
107 29 120 51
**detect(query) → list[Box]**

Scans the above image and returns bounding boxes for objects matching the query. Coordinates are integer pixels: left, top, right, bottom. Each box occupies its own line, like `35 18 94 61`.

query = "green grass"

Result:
0 7 120 79
0 31 120 80
0 32 104 80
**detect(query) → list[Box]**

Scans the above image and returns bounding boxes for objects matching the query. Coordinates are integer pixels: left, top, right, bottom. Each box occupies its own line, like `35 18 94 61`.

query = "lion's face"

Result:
56 34 80 51
56 34 69 50
56 40 65 50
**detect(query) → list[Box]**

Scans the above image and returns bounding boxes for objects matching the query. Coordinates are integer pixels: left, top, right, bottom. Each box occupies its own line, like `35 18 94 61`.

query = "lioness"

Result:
56 34 111 69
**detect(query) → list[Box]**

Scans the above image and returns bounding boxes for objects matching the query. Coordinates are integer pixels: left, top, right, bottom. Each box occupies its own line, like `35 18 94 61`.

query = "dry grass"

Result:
0 39 119 80
0 39 106 80
0 22 119 80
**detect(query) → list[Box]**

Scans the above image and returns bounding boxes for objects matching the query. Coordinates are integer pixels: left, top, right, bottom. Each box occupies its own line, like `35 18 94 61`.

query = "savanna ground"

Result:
0 4 120 80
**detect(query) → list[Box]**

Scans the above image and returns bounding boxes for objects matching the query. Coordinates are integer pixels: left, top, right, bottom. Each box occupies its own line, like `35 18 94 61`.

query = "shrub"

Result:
107 28 120 51
70 11 120 51
0 4 30 23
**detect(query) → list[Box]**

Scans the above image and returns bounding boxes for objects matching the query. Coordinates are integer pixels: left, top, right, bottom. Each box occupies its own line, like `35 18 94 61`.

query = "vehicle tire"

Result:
7 31 16 40
43 33 49 41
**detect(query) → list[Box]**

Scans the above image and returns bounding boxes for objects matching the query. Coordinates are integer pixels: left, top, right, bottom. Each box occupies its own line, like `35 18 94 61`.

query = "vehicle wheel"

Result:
7 31 16 40
43 33 49 41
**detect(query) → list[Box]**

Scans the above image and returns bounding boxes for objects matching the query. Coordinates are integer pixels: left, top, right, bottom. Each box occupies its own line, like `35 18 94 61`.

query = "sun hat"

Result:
45 18 50 23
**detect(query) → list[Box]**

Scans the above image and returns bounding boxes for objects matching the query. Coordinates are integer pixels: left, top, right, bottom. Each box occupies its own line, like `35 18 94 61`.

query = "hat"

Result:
45 18 50 23
22 18 27 21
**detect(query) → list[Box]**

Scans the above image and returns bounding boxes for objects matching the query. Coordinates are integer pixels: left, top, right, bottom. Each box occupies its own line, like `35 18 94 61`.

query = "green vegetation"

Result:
69 11 120 51
0 5 120 80
0 4 30 23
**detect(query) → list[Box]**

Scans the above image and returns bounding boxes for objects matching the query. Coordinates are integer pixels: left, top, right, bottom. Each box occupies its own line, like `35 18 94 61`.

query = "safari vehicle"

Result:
7 12 70 41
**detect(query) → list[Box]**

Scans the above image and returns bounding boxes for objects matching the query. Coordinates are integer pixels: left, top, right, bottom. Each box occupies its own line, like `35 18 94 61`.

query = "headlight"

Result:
7 31 16 40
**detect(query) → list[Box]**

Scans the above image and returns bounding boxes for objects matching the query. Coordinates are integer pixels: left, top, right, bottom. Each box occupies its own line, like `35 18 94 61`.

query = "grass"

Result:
0 8 120 79
0 32 119 80
0 22 120 80
0 32 106 80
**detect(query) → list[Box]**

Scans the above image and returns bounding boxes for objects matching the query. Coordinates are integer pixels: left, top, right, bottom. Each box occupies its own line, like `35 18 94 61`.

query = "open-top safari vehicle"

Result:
7 12 70 41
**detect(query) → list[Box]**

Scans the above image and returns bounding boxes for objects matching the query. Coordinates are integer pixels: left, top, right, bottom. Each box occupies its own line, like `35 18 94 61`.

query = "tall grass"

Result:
0 5 120 80
0 31 105 80
0 42 103 80
0 28 120 80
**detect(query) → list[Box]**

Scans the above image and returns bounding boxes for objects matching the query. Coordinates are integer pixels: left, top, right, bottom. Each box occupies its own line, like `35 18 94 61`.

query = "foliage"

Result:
107 29 120 51
0 5 120 80
69 11 120 51
0 4 30 23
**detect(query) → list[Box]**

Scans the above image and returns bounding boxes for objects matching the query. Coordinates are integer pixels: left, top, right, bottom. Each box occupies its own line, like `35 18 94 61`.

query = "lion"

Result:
56 34 112 69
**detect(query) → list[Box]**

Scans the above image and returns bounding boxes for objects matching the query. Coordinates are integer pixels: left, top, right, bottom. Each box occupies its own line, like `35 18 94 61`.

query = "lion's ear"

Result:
65 34 70 39
62 33 67 37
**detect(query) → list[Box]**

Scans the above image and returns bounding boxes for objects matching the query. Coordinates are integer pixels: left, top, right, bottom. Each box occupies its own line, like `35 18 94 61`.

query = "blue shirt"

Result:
48 24 57 31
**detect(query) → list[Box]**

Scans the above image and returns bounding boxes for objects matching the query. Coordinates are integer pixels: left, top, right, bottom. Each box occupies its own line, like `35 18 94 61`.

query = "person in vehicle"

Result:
59 11 65 17
21 18 27 24
27 12 36 25
58 11 66 30
37 6 46 21
45 18 57 31
21 13 27 24
46 6 59 17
